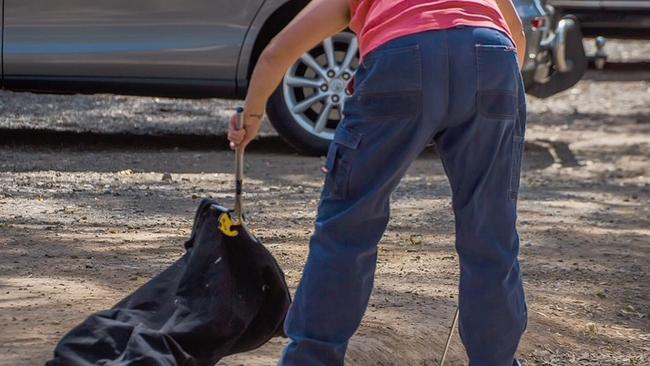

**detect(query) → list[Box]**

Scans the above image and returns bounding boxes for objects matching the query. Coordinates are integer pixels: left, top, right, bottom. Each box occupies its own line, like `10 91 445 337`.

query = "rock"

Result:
162 173 173 182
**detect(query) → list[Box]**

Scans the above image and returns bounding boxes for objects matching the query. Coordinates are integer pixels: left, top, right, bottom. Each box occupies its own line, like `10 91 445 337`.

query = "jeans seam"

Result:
509 137 524 200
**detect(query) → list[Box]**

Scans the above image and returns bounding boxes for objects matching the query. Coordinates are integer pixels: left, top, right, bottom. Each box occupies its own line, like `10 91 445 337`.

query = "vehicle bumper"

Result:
528 15 588 98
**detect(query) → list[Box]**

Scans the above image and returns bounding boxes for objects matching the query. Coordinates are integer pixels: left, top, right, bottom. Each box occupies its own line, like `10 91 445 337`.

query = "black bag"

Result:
47 199 291 366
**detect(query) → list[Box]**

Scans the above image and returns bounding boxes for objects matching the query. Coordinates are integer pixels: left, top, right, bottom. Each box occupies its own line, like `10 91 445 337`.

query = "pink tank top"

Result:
349 0 513 58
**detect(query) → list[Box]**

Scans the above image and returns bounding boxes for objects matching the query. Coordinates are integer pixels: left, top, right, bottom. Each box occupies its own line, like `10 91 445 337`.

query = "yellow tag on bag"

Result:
218 213 239 237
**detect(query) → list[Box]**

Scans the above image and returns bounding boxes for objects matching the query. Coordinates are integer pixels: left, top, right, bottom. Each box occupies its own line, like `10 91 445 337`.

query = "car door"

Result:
2 0 265 97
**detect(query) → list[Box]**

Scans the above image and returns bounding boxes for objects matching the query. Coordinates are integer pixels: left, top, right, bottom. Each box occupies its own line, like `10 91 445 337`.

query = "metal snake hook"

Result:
440 306 459 366
233 107 245 225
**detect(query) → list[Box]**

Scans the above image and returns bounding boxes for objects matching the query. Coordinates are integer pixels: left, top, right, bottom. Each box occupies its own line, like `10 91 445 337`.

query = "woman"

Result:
228 0 527 365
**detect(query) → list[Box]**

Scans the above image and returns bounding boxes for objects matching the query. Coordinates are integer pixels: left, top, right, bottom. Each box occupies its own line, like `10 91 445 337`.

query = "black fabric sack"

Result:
47 199 291 366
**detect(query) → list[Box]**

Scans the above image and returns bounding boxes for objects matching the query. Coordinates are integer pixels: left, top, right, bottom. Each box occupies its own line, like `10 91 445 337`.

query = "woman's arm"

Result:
494 0 527 68
229 0 351 150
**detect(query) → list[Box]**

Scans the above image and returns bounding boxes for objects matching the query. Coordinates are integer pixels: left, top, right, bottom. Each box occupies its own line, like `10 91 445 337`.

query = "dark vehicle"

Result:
0 0 586 154
549 0 650 38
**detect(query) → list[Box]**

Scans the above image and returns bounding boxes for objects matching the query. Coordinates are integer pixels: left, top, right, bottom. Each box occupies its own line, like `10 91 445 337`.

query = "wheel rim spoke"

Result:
341 37 358 71
285 75 322 89
301 53 328 80
292 93 327 114
284 32 358 139
323 37 337 70
314 102 334 133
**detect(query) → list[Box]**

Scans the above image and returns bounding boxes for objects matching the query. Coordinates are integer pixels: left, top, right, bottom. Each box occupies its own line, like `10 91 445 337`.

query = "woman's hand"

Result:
229 0 350 150
227 111 264 151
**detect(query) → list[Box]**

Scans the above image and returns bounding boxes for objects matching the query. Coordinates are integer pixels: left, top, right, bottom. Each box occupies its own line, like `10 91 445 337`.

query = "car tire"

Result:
266 32 359 156
267 88 331 156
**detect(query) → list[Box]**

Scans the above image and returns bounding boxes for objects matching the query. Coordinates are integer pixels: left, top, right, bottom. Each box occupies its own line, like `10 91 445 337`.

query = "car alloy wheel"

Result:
267 32 359 155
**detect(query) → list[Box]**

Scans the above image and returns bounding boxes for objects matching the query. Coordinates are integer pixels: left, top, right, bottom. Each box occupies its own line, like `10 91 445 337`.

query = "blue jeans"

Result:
279 27 527 366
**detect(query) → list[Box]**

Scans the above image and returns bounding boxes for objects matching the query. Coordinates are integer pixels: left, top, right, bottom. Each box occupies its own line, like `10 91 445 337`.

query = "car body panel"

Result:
236 0 307 98
3 0 266 97
236 0 287 98
551 0 600 7
552 0 650 9
550 0 650 37
599 0 650 10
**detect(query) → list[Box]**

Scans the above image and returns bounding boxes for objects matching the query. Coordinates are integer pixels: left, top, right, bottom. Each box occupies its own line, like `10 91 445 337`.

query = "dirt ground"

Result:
1 46 649 365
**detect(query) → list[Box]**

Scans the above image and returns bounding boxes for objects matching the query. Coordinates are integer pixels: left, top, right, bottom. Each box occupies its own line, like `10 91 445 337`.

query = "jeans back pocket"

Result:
476 44 518 119
353 44 423 122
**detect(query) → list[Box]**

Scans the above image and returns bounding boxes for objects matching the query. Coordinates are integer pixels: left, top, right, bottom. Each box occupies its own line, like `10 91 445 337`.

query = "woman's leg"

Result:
279 31 449 366
435 27 528 366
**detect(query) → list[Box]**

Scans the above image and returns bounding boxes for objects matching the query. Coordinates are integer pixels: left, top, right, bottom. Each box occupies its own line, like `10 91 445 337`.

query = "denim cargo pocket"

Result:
323 127 362 200
509 135 525 200
476 44 518 119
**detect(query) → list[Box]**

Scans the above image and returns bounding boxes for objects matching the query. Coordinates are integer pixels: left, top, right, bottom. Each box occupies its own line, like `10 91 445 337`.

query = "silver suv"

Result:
1 0 586 154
